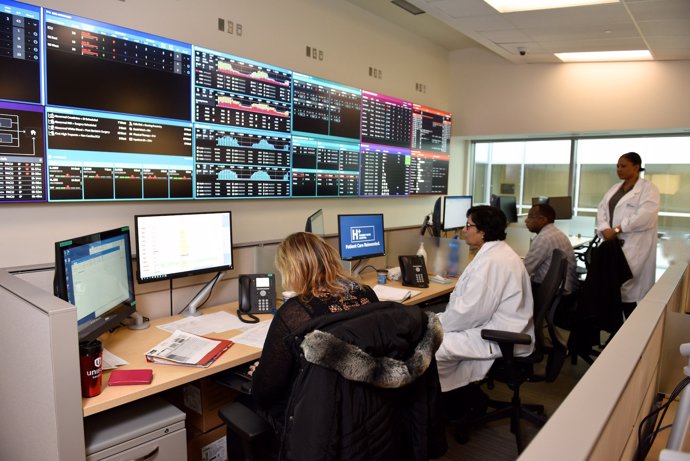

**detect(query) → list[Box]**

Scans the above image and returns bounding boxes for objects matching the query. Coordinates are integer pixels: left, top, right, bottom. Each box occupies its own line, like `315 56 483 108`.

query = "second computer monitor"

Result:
337 213 385 261
443 195 473 231
490 194 518 223
134 211 234 283
531 196 573 220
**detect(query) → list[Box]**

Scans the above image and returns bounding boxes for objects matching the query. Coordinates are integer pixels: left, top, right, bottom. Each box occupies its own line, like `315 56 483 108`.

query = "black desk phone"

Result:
238 273 276 323
399 255 429 288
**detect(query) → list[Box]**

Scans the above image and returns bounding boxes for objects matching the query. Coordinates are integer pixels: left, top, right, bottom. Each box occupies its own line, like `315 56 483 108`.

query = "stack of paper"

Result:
145 330 233 367
373 284 421 302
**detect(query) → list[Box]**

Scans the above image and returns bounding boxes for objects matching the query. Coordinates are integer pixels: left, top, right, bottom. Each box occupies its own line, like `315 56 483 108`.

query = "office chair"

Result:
575 235 601 281
219 301 447 461
472 249 568 453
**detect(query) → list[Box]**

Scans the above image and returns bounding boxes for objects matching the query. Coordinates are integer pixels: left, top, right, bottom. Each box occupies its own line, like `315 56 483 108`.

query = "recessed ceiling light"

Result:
554 50 653 62
483 0 618 13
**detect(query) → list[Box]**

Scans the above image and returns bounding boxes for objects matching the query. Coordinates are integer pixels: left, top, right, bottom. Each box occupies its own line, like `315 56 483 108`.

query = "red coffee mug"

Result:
79 339 103 398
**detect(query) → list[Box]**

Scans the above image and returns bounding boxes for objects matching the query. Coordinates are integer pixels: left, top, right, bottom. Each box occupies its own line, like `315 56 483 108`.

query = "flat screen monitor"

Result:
305 209 325 235
134 211 233 283
337 213 385 261
443 195 473 231
53 226 136 342
531 196 573 220
491 194 518 223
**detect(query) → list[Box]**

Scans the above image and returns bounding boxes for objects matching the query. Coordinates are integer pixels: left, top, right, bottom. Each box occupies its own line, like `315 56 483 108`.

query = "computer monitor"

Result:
531 196 573 220
443 195 473 231
337 213 385 262
490 194 518 223
305 209 325 235
134 211 234 283
54 226 136 342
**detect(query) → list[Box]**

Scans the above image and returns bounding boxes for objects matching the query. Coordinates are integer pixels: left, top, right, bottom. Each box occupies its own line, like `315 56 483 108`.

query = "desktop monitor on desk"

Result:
134 211 234 315
305 209 325 235
337 213 385 276
490 194 518 223
532 196 573 220
54 226 137 342
443 195 473 232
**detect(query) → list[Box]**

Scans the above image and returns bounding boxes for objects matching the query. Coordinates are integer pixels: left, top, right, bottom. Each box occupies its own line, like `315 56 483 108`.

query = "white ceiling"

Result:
346 0 690 63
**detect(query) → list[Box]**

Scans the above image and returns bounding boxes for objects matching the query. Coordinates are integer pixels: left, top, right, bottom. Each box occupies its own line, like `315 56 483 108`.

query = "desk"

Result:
84 277 454 417
568 235 593 250
357 272 455 305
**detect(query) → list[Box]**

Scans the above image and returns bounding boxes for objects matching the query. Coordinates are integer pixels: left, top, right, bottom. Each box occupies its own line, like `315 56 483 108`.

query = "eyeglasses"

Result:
464 223 477 229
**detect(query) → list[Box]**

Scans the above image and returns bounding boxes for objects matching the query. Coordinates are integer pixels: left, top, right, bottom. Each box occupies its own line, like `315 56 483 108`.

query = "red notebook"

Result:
108 369 154 386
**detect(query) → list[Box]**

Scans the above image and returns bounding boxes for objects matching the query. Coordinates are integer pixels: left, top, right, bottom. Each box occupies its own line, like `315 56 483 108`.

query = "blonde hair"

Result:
275 232 351 300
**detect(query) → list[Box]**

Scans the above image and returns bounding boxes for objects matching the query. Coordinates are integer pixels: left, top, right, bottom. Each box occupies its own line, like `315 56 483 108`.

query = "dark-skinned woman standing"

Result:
596 152 660 316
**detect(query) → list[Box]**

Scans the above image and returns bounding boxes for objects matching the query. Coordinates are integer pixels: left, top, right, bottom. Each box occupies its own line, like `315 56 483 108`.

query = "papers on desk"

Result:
373 284 421 303
230 320 271 349
157 311 246 336
145 330 233 367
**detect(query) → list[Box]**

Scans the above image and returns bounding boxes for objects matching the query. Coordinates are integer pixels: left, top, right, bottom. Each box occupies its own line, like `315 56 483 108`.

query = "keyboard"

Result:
214 364 253 394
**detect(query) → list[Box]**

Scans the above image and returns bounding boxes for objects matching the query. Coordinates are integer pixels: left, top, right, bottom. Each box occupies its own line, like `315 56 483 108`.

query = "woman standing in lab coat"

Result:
597 152 660 315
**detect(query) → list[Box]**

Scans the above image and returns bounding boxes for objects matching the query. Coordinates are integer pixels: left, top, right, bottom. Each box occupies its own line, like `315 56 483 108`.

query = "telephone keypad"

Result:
257 297 271 312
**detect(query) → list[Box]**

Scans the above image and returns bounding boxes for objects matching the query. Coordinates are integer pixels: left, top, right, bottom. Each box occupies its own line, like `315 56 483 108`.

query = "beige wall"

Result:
449 47 690 138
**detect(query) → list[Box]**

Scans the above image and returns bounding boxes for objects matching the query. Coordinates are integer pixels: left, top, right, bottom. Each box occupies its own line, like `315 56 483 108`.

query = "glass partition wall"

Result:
471 134 690 238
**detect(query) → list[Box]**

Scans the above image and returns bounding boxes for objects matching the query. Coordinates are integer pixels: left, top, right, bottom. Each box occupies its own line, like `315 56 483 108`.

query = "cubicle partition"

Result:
0 269 86 461
519 262 690 461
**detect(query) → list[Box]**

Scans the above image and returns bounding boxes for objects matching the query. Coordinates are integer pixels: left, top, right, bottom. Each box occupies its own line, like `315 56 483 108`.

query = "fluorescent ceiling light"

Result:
555 50 653 62
483 0 618 13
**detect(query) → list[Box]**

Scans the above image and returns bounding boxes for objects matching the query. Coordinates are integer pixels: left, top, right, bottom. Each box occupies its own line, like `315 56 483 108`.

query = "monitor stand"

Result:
184 271 225 317
341 259 370 278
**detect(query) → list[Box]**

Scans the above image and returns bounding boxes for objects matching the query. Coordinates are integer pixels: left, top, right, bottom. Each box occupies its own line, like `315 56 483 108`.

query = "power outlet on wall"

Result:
368 67 383 79
219 18 243 36
415 82 427 93
306 46 324 61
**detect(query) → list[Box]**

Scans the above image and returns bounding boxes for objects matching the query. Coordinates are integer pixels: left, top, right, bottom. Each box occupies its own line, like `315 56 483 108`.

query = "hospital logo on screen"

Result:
351 226 375 243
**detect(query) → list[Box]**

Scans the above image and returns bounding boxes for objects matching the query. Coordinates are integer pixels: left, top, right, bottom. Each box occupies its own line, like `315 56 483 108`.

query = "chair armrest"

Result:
481 329 532 345
218 401 272 441
482 329 532 361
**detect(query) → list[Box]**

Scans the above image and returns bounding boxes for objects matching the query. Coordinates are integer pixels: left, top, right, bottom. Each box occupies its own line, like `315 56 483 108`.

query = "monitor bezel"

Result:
337 213 386 261
53 226 136 342
134 210 234 284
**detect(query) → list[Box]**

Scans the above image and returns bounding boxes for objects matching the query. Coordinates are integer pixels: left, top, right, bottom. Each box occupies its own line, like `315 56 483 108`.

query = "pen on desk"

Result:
402 292 412 302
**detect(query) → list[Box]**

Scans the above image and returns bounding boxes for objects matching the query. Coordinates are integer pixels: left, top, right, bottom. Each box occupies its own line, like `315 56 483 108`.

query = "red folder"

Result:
108 369 154 386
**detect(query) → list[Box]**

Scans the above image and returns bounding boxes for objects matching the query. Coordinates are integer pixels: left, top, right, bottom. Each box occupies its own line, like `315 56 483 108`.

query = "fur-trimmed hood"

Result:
300 311 443 389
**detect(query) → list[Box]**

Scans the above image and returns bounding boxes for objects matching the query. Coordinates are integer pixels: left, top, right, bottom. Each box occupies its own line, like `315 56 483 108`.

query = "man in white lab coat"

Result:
435 205 534 422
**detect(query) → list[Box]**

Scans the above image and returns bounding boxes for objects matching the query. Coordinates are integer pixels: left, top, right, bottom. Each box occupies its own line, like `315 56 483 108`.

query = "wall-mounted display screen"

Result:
0 101 45 202
0 1 41 104
0 1 452 203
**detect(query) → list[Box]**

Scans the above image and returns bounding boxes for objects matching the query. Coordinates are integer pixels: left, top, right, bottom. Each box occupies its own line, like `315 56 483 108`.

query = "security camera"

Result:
518 48 527 56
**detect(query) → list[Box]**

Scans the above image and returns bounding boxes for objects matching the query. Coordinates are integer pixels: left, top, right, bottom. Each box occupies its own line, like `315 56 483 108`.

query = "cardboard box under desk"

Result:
164 377 238 432
187 424 227 461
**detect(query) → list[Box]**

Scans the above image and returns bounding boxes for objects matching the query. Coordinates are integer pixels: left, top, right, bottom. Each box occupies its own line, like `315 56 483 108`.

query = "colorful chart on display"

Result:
0 0 452 203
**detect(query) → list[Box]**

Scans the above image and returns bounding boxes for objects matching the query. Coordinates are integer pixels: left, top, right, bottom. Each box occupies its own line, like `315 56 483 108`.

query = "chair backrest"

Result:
533 249 568 356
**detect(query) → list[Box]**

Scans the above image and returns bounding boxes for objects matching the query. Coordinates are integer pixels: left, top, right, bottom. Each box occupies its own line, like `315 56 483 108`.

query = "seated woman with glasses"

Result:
435 205 534 439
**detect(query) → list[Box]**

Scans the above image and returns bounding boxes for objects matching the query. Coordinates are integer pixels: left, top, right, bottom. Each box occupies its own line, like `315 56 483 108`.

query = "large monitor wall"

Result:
0 0 451 203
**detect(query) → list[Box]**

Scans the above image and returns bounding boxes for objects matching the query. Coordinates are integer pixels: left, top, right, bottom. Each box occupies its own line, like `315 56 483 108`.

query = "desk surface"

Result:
83 274 454 417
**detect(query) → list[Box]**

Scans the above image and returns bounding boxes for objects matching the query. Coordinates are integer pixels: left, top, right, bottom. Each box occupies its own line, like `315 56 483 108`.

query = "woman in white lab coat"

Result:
435 205 534 420
596 152 660 314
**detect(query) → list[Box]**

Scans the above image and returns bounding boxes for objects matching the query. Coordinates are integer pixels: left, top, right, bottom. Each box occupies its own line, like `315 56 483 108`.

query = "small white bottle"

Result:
416 242 428 263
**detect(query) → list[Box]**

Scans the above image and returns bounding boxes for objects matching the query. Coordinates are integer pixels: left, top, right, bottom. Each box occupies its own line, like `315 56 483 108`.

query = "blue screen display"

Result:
337 213 385 261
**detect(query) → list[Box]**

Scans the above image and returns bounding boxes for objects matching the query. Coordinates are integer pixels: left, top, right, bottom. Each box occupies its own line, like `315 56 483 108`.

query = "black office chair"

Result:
219 302 447 461
472 248 568 453
575 235 601 281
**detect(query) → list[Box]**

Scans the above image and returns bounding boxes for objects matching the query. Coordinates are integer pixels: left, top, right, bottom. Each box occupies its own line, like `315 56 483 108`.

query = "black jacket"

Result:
279 301 447 461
